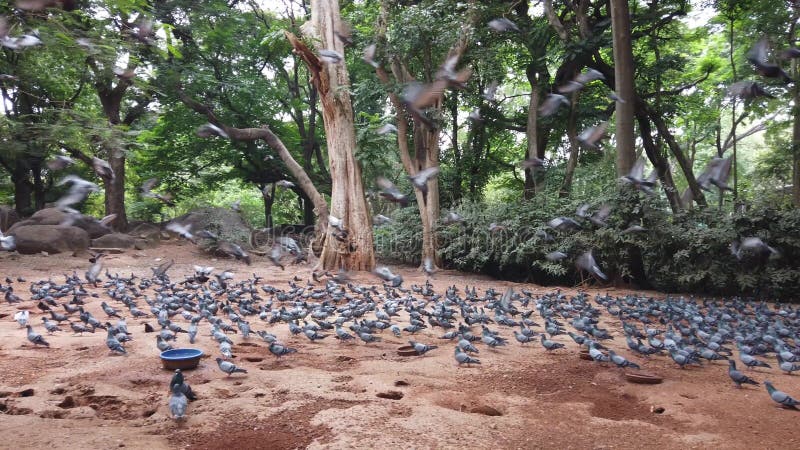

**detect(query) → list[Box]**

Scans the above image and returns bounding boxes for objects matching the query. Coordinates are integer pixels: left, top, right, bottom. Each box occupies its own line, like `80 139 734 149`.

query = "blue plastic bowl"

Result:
160 348 204 370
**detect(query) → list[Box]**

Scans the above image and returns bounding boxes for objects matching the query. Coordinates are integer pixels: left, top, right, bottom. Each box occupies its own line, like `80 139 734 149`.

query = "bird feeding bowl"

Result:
160 348 204 370
579 350 593 361
625 371 663 384
397 345 418 357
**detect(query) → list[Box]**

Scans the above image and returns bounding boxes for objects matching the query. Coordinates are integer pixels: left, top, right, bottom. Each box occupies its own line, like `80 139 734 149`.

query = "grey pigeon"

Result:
169 384 188 419
488 18 520 33
26 325 49 347
576 251 608 281
539 93 569 117
409 166 440 194
216 357 247 376
455 346 481 366
764 381 799 408
409 340 438 356
728 361 759 388
268 342 297 357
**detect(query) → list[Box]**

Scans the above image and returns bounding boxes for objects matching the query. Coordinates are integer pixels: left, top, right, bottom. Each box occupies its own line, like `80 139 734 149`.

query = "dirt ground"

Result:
0 242 798 450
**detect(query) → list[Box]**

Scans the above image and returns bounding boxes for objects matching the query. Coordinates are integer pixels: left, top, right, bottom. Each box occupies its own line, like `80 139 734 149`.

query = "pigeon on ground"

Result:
14 310 29 327
608 350 641 369
268 342 297 358
455 346 481 366
539 334 564 351
106 329 126 354
764 380 799 408
26 325 49 347
727 361 759 388
409 340 438 356
216 357 247 376
169 385 188 419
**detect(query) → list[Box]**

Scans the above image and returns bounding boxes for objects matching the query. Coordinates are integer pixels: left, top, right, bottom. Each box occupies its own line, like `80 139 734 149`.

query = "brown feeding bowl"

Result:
160 348 203 370
579 350 593 361
397 345 418 357
625 371 663 384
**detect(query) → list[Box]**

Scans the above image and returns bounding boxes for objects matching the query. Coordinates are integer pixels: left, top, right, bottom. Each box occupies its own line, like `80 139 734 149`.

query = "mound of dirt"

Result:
172 207 253 248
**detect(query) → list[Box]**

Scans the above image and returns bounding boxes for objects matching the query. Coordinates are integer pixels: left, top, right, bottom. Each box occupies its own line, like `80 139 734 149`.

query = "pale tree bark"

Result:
286 0 375 271
610 0 636 177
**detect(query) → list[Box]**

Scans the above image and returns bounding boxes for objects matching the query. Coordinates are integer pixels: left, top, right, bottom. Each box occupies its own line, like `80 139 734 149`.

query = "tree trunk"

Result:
610 0 636 177
794 79 800 207
524 62 540 199
560 96 580 197
102 151 128 230
290 0 375 271
32 160 45 211
262 183 275 228
12 161 33 216
636 111 681 212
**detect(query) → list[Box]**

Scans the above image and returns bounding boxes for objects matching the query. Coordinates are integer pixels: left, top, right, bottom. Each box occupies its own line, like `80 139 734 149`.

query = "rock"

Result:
91 233 135 249
0 206 20 232
9 225 90 255
9 208 110 239
128 223 161 248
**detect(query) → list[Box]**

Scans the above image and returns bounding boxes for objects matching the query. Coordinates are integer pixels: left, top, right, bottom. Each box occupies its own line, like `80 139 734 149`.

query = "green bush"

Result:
377 187 800 301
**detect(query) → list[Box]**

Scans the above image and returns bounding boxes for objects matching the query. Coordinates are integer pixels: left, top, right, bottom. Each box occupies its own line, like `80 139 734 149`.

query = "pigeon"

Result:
196 123 229 139
46 155 75 171
217 241 251 265
0 231 15 251
26 325 49 347
319 49 344 64
409 340 438 356
376 123 397 135
55 175 100 209
14 310 29 327
545 251 568 262
575 251 608 281
409 166 440 194
373 214 392 226
727 81 774 100
513 330 535 344
608 350 641 369
268 342 298 357
166 222 196 243
558 69 605 94
519 157 546 169
731 237 778 262
276 180 296 189
727 361 759 388
547 217 581 232
216 357 247 376
577 122 608 149
422 257 436 277
41 317 62 334
777 355 800 375
269 244 285 270
363 43 378 68
442 211 465 226
746 38 792 83
376 177 410 206
696 157 732 192
764 381 799 408
373 266 403 287
169 384 188 419
740 353 771 370
539 93 570 117
455 346 481 366
91 157 114 179
621 157 657 194
488 18 520 33
539 334 564 351
106 329 126 354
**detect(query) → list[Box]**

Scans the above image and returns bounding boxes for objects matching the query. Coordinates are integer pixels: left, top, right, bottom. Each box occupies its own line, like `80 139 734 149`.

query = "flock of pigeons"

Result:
3 256 800 421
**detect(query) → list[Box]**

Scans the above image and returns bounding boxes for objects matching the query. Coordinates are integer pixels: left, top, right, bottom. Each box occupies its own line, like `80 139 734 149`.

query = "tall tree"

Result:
286 0 375 271
609 0 636 177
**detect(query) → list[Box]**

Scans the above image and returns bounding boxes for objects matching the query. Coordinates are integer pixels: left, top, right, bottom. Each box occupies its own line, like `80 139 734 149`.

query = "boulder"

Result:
9 225 90 255
8 208 111 239
91 233 135 249
0 206 20 233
